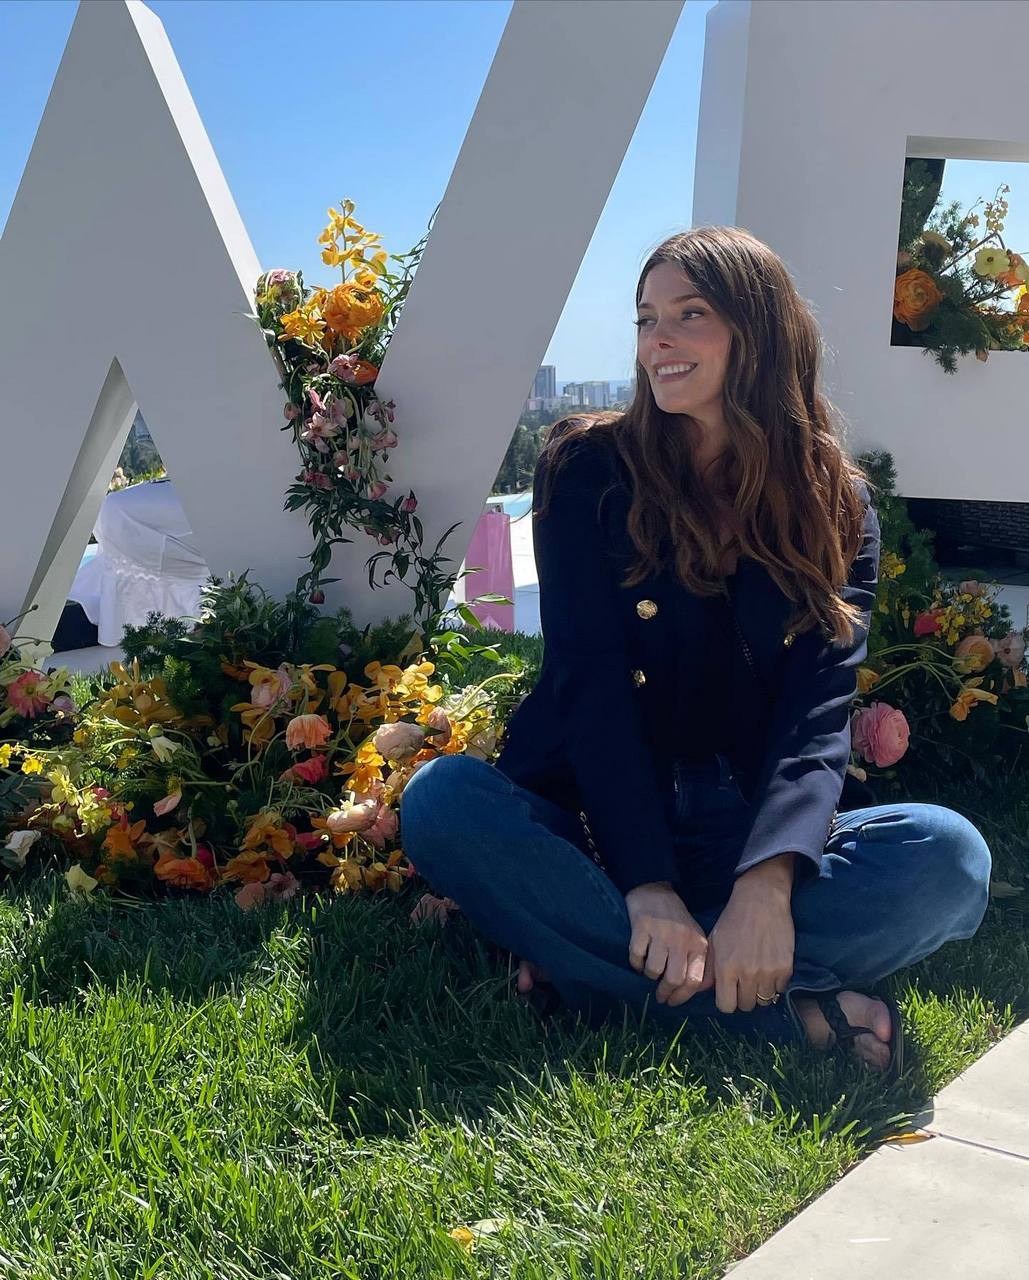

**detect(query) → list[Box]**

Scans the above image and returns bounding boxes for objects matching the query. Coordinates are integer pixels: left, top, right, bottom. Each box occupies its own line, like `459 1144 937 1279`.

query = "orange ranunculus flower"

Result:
154 850 215 891
894 269 944 331
351 358 379 385
286 714 332 751
953 634 995 675
320 282 386 343
102 818 149 860
856 667 880 695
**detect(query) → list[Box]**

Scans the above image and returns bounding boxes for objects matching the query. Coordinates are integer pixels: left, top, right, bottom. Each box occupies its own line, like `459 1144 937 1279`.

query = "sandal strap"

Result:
816 991 873 1046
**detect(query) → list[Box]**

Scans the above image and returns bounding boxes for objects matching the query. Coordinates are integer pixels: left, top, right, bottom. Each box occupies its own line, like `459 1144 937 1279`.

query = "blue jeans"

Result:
399 751 992 1044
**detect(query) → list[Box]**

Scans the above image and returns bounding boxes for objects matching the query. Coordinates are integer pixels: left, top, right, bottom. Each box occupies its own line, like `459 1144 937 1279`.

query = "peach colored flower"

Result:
409 892 459 925
153 790 182 817
958 580 987 597
0 625 11 657
235 881 268 911
324 797 379 834
286 714 332 750
894 268 944 331
372 721 425 761
954 635 995 675
992 631 1026 669
851 702 910 767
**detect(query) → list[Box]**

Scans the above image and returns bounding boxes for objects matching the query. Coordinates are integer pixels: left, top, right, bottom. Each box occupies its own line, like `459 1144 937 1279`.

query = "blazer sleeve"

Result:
733 487 881 883
532 437 680 896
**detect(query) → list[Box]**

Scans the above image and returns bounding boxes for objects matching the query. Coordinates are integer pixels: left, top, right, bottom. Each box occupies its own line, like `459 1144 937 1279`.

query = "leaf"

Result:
989 879 1024 899
469 1217 512 1236
880 1130 935 1145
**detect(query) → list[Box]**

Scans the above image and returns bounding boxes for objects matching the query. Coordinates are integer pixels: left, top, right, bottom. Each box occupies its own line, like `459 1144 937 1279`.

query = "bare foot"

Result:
516 958 552 994
794 990 894 1072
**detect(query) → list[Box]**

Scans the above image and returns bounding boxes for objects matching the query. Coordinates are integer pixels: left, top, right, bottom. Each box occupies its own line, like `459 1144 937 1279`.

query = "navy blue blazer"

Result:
493 431 881 897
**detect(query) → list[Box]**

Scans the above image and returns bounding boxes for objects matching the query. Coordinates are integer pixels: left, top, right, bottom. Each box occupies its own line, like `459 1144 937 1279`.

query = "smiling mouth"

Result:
654 364 697 382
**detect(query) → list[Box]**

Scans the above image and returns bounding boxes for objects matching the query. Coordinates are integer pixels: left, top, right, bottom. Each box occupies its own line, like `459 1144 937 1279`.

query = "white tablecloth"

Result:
68 479 211 647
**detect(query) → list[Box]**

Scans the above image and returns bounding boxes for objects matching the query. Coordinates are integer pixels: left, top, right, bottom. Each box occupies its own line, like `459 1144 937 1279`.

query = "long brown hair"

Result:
535 225 875 646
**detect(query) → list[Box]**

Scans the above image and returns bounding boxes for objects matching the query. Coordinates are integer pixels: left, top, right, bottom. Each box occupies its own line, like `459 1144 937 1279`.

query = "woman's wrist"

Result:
733 853 796 903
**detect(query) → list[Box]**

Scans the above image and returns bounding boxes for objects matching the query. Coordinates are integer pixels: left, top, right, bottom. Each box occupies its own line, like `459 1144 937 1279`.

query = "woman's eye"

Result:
633 310 701 329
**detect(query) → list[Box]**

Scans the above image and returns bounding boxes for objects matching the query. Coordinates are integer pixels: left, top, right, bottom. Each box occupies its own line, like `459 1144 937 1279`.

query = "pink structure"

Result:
462 509 515 631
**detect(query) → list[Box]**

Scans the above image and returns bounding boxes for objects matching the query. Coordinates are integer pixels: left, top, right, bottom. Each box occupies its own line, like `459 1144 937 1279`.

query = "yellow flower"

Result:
949 677 1000 722
278 306 326 347
20 756 43 775
880 552 906 580
856 667 880 695
0 744 11 768
65 864 99 895
448 1227 475 1254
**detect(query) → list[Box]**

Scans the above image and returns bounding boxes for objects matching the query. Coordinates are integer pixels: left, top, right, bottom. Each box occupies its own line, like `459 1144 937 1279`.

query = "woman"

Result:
400 226 992 1075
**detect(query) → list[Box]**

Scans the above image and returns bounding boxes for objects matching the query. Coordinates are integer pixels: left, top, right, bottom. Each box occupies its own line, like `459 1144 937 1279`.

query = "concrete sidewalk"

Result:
725 1021 1029 1278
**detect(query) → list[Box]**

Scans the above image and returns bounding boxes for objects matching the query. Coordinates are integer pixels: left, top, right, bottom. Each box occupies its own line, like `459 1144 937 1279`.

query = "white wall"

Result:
694 0 1029 502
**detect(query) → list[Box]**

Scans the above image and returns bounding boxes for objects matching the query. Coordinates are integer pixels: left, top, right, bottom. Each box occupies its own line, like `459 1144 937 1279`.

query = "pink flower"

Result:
329 353 361 381
301 470 333 491
153 790 183 817
285 714 332 750
284 402 301 421
265 269 293 286
267 871 300 901
851 702 910 767
51 694 77 716
363 803 399 849
373 721 426 761
0 625 10 658
913 610 944 637
6 671 51 718
958 580 987 597
992 631 1026 669
195 844 215 868
379 533 396 546
401 493 418 513
282 754 330 785
295 830 325 852
370 427 399 451
235 881 268 912
368 480 388 501
251 666 292 709
301 414 340 454
423 707 452 747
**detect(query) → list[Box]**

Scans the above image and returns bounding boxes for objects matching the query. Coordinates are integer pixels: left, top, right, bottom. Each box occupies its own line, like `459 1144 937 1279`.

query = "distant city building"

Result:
533 365 556 399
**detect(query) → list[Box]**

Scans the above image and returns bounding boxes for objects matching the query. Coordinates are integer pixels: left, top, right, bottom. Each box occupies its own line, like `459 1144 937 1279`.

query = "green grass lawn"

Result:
9 631 1021 1277
0 759 1023 1279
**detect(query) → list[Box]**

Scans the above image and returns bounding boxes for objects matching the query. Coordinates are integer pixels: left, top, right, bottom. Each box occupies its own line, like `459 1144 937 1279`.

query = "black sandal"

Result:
815 990 905 1081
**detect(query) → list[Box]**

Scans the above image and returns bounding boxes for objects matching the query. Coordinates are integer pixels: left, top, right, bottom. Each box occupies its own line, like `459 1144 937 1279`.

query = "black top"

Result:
668 586 736 765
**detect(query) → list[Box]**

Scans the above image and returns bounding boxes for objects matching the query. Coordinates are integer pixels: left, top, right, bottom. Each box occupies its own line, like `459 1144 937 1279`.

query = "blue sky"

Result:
3 0 1027 385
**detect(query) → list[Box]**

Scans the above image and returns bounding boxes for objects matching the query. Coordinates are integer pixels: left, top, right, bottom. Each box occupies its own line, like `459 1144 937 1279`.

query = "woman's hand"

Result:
624 881 715 1006
704 878 795 1014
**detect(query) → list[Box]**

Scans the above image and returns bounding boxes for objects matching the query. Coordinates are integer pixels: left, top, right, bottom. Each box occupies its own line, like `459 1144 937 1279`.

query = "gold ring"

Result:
756 991 781 1005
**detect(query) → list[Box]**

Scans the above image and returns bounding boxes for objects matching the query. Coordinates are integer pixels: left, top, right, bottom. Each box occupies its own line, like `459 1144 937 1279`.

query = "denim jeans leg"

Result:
399 754 801 1044
781 801 992 1035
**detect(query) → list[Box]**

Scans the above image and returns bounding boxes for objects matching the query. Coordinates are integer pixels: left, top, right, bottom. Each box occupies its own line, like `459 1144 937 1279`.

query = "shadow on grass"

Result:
4 762 1026 1158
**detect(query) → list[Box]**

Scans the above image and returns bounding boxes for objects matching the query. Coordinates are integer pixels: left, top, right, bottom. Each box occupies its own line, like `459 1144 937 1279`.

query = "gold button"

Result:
636 599 658 620
783 631 796 647
631 668 646 687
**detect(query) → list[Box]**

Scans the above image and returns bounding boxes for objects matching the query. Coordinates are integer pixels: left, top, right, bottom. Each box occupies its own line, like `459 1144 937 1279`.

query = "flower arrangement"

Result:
846 452 1029 788
893 159 1029 372
0 576 520 908
254 199 505 640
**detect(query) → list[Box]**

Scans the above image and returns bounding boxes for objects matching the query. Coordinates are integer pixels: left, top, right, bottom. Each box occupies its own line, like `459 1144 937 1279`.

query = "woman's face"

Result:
635 261 733 429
